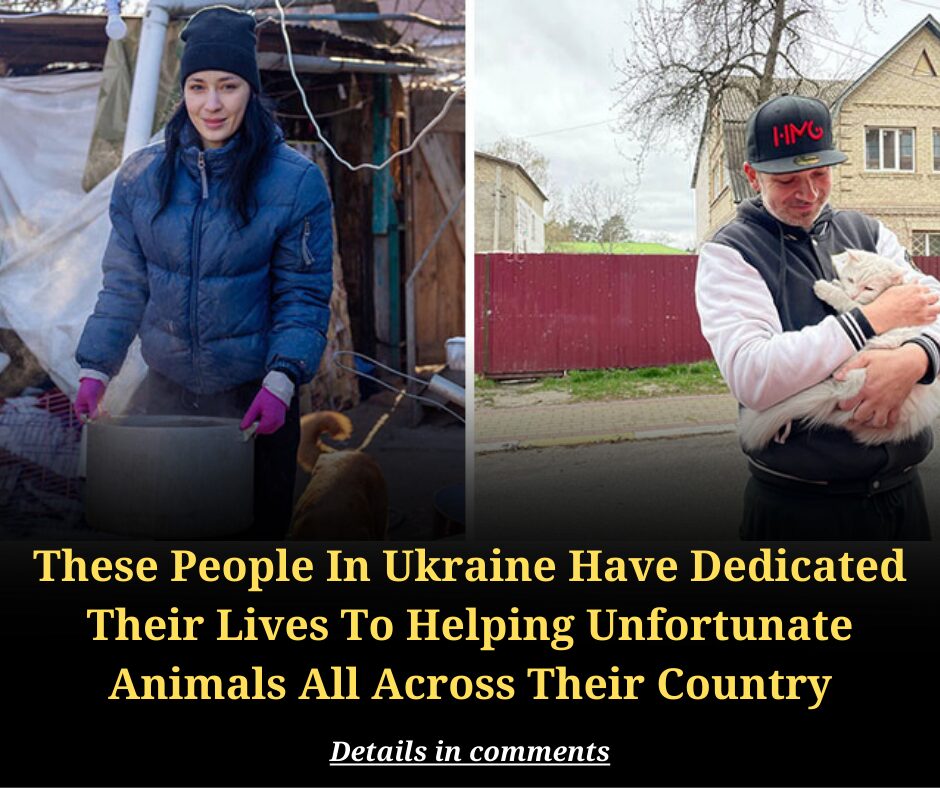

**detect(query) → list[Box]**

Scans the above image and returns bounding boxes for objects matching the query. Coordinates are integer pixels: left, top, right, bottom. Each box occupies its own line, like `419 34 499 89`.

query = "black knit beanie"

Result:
179 6 260 93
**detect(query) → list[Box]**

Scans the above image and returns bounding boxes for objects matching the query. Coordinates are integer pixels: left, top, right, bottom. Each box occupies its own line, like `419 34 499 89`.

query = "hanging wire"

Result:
271 0 464 173
332 350 465 424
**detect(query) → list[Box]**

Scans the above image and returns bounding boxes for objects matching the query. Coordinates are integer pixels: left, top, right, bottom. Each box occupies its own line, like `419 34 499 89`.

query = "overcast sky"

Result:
474 0 939 249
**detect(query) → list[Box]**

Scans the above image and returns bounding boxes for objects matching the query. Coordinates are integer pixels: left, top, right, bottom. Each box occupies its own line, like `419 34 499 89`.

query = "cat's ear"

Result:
889 271 904 285
844 249 862 263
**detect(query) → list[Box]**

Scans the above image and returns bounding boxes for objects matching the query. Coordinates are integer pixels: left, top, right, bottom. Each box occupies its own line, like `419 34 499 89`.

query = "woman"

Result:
74 6 333 538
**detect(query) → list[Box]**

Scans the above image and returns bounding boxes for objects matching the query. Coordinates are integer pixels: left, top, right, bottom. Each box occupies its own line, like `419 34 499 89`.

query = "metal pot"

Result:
85 415 254 538
445 337 465 371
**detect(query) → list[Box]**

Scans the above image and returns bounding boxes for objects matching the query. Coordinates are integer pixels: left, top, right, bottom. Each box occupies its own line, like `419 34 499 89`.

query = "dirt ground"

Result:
477 380 574 408
477 379 720 409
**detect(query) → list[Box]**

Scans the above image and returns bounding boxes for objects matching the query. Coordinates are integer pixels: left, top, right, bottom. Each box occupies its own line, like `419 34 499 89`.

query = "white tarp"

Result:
0 72 101 270
0 72 146 411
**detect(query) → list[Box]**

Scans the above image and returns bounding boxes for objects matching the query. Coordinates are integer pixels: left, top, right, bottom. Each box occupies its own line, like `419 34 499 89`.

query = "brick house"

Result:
474 151 548 252
693 14 940 254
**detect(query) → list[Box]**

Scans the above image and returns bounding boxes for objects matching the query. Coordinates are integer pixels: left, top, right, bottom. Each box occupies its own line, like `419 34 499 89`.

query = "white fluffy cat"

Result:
738 249 940 449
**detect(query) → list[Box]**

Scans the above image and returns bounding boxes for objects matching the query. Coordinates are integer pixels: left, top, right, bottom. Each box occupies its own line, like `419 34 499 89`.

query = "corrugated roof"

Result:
0 11 425 75
718 77 851 121
304 0 465 51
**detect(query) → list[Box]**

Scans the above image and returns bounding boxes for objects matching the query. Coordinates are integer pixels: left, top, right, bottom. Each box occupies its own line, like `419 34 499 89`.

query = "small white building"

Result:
474 151 548 252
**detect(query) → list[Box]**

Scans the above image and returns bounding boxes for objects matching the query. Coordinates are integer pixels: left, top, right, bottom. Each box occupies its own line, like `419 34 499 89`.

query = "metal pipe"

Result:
427 373 465 408
122 3 170 159
148 0 236 14
256 12 465 30
257 51 435 75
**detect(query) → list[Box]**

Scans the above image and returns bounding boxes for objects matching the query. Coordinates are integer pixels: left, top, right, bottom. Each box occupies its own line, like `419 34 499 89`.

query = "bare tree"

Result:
2 0 104 11
570 179 635 254
612 0 884 157
480 135 552 195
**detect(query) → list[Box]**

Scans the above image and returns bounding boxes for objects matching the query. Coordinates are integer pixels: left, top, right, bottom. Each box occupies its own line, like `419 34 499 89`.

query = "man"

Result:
696 94 940 539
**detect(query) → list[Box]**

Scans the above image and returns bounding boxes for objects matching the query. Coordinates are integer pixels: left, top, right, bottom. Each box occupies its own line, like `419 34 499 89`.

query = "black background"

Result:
3 540 938 787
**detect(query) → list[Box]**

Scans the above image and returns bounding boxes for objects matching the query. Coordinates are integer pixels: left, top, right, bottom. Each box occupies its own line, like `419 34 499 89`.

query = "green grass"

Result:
474 375 498 405
541 361 728 400
550 241 689 255
477 361 729 403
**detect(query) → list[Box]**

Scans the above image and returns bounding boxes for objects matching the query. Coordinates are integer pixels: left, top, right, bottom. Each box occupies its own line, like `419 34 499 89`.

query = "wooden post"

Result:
371 75 393 366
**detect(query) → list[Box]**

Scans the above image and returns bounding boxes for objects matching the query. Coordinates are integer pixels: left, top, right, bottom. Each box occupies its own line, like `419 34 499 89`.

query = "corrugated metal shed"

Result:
305 0 464 50
0 11 426 75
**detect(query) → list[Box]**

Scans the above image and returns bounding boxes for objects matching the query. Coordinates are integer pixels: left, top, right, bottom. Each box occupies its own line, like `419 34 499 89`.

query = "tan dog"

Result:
289 411 388 540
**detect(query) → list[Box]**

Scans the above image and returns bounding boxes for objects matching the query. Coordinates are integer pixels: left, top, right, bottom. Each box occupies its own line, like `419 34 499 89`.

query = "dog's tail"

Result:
297 411 354 472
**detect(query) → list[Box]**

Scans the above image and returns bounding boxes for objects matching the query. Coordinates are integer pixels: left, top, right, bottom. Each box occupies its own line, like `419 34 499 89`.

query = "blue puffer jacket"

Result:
76 124 333 394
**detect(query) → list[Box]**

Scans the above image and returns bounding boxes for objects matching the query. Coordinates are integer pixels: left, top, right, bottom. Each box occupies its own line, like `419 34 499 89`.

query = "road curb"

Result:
633 423 737 440
475 440 521 454
475 422 737 453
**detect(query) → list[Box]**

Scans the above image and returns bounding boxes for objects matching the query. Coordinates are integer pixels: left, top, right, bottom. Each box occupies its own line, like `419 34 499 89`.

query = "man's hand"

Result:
835 344 928 428
861 284 940 334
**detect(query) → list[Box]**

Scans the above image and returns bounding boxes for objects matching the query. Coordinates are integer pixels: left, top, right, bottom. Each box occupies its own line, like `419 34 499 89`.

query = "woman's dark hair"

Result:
155 92 280 226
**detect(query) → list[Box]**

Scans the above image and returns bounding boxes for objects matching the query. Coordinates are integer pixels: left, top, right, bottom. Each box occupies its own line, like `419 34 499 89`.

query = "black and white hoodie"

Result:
696 197 940 484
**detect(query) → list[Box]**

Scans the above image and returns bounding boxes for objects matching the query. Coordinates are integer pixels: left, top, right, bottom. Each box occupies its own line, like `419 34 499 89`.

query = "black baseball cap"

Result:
746 94 847 173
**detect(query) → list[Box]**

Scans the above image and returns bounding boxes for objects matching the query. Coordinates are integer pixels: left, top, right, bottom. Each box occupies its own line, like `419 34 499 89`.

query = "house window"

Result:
911 231 940 256
865 127 915 171
934 129 940 170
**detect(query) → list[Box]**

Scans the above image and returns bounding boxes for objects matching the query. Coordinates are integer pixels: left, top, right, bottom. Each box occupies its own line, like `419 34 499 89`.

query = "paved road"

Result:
473 427 940 540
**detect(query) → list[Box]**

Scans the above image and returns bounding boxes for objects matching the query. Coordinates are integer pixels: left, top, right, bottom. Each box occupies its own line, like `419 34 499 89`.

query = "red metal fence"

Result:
475 253 940 377
918 256 940 278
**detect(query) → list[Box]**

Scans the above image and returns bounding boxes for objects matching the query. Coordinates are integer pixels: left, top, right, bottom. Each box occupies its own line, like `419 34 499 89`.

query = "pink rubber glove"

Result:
240 388 287 435
74 378 106 420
